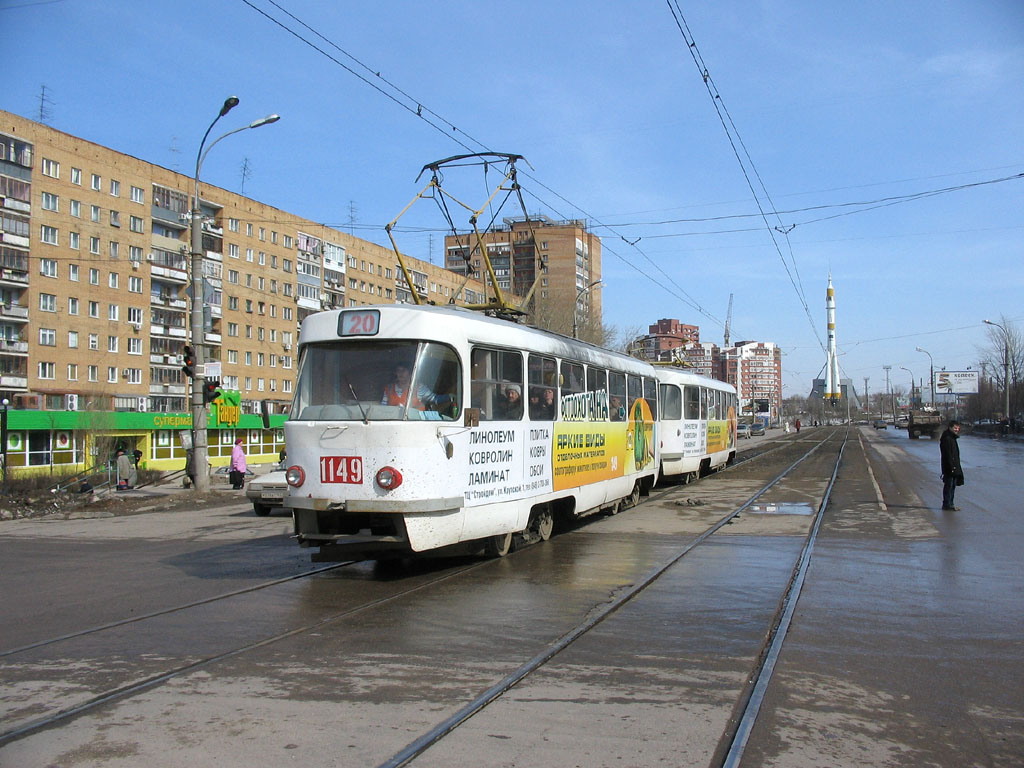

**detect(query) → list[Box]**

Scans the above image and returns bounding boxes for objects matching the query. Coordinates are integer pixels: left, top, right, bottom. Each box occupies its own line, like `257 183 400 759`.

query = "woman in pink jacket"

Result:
229 437 247 489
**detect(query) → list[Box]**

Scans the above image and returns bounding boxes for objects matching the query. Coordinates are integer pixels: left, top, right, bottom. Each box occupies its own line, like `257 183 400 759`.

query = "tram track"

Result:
376 428 847 767
2 429 846 763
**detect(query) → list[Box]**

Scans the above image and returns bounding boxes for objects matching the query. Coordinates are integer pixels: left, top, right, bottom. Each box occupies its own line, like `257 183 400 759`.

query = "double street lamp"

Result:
899 366 915 407
984 319 1011 422
915 346 934 406
190 97 279 492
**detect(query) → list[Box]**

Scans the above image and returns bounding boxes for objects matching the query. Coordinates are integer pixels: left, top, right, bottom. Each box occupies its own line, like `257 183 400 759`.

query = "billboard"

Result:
934 370 979 395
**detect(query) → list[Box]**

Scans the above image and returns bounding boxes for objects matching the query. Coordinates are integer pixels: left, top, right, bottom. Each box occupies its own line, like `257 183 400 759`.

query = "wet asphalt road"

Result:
0 428 1020 767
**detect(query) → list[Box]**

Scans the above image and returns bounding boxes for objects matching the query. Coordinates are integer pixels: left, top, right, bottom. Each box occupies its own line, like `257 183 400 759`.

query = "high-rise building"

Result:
444 215 601 337
0 110 496 475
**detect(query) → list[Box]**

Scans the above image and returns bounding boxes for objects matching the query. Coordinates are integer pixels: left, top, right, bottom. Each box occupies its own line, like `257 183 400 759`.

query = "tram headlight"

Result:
285 465 305 487
375 466 403 491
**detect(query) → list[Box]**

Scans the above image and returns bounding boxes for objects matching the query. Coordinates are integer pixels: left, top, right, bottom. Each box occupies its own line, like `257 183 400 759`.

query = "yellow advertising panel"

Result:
553 423 626 490
707 420 730 452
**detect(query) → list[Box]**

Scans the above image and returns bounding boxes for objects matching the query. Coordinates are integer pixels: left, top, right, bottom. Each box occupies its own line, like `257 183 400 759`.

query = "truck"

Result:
906 409 943 439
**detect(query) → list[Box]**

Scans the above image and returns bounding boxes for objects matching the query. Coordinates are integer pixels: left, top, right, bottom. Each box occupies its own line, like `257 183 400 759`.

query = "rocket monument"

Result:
824 275 841 404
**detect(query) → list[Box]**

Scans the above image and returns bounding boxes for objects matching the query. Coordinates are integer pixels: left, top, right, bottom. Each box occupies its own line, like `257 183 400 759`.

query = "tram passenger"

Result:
535 387 557 420
609 395 625 422
381 363 451 410
498 384 523 420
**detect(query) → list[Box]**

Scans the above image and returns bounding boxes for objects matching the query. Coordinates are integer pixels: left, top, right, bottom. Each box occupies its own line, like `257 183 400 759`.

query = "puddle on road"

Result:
747 502 815 515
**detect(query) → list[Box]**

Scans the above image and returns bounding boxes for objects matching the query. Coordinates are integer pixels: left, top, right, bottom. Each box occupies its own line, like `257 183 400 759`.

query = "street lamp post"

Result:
0 398 8 496
190 98 279 492
572 279 602 339
915 346 935 407
883 365 893 422
984 319 1011 422
900 366 915 407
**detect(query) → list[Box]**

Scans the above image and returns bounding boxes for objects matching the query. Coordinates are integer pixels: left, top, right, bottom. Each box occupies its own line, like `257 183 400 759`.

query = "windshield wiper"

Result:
344 376 369 425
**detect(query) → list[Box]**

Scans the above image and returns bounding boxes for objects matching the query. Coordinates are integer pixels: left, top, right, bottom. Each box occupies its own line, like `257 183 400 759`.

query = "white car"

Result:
245 467 288 516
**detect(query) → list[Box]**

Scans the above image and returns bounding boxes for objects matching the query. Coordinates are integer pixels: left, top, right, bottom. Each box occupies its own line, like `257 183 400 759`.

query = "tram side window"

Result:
699 387 708 420
708 389 719 421
560 361 585 395
608 371 627 421
587 367 608 420
684 385 700 420
471 347 523 421
528 354 557 420
627 375 643 417
643 377 658 420
661 383 682 420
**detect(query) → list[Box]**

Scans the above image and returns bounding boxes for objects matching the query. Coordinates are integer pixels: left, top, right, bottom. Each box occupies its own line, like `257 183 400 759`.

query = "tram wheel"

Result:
625 482 641 509
532 509 554 541
484 532 513 557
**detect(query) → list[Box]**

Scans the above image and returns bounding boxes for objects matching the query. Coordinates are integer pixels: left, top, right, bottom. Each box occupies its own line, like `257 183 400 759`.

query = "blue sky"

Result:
4 0 1023 397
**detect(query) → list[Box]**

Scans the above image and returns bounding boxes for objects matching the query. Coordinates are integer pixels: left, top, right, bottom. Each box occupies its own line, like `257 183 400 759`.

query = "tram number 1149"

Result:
320 456 363 484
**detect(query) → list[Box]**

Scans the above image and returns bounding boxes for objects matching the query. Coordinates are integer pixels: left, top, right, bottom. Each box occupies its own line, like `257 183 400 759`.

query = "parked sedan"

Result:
244 465 288 516
736 422 752 439
872 419 888 429
750 421 766 436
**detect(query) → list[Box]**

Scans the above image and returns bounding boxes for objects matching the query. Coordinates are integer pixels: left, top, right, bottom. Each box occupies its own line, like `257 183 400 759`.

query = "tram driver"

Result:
381 362 452 412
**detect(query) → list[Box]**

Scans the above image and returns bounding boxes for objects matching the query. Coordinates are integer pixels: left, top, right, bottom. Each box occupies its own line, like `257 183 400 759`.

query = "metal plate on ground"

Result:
747 502 815 515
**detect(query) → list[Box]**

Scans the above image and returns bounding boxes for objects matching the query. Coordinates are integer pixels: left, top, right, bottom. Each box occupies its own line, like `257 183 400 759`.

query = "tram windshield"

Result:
292 340 462 421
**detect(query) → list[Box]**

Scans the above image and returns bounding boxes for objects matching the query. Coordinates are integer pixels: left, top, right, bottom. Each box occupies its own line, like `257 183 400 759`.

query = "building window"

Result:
131 185 144 204
89 333 99 350
91 174 101 190
41 192 59 211
39 293 57 312
91 205 100 222
38 362 56 379
228 243 239 258
127 337 142 354
128 306 143 324
89 236 100 254
88 365 98 382
40 225 58 245
39 328 56 346
69 264 79 281
110 179 120 197
229 218 239 232
129 276 142 293
108 367 117 383
109 242 119 259
109 272 119 289
41 158 59 178
88 301 99 318
89 268 99 285
108 335 119 353
110 210 120 227
69 331 79 348
68 297 79 315
130 215 144 233
70 167 81 185
68 363 78 381
108 304 119 321
40 258 58 277
70 199 81 217
69 232 80 250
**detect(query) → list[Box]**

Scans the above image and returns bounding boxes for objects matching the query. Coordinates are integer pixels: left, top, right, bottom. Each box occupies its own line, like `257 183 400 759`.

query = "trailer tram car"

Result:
285 305 662 560
656 367 737 483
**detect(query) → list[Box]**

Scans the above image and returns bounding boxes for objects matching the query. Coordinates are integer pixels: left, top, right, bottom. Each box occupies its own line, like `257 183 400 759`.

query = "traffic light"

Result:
202 379 222 404
182 346 196 378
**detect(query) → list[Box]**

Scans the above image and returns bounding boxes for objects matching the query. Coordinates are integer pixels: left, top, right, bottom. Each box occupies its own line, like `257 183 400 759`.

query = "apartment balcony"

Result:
204 332 222 345
0 339 28 354
0 268 28 287
150 263 188 284
0 374 27 388
150 383 187 396
0 303 29 322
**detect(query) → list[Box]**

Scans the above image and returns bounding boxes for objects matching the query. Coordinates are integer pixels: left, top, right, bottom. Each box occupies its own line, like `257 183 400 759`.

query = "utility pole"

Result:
863 377 869 416
883 365 892 421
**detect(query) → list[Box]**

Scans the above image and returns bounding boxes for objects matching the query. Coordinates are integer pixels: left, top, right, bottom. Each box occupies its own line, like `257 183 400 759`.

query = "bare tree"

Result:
977 315 1022 420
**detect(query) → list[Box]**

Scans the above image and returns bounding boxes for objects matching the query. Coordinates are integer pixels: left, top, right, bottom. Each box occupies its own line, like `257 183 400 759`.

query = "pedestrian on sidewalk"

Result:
229 437 247 490
939 419 964 510
115 448 137 490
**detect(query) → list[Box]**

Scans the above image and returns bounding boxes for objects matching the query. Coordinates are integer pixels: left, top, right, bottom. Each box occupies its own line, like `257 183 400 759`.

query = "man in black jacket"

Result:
939 420 964 510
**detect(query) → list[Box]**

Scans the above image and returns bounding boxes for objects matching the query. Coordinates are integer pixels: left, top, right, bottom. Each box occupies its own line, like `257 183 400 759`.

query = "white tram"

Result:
283 304 736 560
656 367 737 483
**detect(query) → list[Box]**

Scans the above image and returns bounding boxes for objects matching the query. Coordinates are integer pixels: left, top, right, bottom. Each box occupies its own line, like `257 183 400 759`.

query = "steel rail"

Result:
0 559 493 748
376 429 840 768
718 428 849 768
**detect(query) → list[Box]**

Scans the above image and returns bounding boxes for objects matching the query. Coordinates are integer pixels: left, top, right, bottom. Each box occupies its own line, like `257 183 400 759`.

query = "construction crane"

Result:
723 293 734 347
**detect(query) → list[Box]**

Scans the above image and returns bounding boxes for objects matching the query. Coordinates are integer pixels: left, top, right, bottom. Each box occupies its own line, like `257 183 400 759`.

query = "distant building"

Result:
634 319 783 423
444 216 601 336
637 318 700 361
